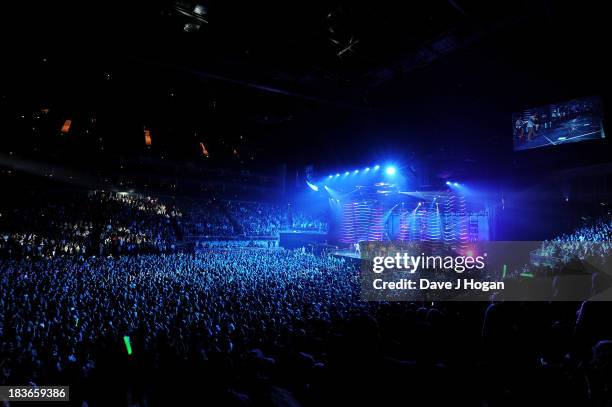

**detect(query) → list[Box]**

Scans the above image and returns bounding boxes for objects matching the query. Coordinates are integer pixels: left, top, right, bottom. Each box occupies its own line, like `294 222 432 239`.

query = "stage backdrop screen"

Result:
513 96 604 151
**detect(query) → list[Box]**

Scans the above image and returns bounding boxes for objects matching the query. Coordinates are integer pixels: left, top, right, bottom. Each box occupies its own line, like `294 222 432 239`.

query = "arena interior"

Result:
2 1 612 406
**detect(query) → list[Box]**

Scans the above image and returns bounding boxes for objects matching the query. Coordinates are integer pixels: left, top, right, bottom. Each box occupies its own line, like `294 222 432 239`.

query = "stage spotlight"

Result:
365 167 370 172
306 181 319 192
344 171 349 176
453 182 459 186
385 166 396 176
328 175 333 179
335 173 340 177
354 169 359 174
374 165 380 170
446 181 451 185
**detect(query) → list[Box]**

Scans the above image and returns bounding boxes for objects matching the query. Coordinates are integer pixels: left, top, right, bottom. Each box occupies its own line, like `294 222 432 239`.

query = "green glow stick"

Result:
502 264 507 279
123 336 133 355
520 272 534 278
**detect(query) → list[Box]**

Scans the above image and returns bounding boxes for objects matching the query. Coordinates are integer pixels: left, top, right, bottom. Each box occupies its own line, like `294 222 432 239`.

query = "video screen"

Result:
513 96 604 151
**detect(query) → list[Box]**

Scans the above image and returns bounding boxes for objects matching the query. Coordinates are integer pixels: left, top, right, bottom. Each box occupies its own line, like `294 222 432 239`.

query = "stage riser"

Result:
279 232 328 250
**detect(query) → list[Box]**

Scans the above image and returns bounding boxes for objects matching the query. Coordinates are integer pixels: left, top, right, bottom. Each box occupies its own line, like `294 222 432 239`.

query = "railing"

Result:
529 250 562 267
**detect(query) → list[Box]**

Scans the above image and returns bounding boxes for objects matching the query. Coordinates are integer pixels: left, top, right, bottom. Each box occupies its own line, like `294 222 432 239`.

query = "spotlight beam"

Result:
306 180 319 191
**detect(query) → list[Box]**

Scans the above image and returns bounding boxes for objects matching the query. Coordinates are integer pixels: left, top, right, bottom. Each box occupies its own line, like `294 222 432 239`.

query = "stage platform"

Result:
330 250 362 265
332 249 361 260
279 230 328 250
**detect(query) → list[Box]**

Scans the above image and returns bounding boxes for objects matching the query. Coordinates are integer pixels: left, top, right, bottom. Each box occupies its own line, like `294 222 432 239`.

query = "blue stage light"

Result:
306 181 319 192
328 175 333 178
453 182 459 186
365 167 370 172
335 173 340 177
354 169 359 174
374 165 380 170
385 166 396 176
446 181 451 185
344 171 349 176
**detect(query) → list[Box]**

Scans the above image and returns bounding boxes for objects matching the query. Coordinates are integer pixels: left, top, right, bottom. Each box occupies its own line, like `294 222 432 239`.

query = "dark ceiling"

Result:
1 0 611 177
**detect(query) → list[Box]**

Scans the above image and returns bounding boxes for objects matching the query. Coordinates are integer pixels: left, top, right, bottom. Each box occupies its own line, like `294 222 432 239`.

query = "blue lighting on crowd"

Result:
385 166 397 176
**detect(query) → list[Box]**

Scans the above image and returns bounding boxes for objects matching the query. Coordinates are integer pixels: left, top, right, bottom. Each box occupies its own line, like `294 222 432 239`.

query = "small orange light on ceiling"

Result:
61 119 72 133
144 129 152 146
199 142 209 157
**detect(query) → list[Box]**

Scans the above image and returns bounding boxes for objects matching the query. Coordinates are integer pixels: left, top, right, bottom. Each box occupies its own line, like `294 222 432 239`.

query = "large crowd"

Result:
538 217 612 266
184 200 327 238
0 191 328 260
0 191 182 258
1 193 611 406
226 201 284 236
182 200 236 237
0 247 610 405
0 250 363 405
